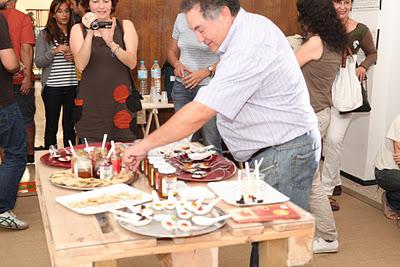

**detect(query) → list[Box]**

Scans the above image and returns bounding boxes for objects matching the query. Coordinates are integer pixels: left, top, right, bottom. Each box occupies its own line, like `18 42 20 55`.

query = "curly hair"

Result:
297 0 347 52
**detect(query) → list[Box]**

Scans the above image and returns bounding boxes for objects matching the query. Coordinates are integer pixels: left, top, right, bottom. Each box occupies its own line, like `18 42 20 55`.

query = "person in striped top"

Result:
35 0 78 149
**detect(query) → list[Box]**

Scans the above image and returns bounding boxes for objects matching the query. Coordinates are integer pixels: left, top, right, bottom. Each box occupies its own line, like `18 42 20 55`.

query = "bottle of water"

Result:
151 59 162 94
137 60 148 95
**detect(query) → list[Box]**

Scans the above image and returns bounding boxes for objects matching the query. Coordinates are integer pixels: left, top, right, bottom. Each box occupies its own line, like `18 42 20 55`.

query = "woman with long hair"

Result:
69 0 139 142
295 0 347 253
321 0 377 210
35 0 78 149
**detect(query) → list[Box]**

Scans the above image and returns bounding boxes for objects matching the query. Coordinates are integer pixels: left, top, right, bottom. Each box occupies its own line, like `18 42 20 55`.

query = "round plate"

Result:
117 206 227 238
167 154 237 182
49 171 138 191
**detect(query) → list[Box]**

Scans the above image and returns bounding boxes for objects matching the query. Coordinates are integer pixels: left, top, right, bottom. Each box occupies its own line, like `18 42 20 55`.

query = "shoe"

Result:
332 185 342 196
0 211 29 230
27 154 35 164
313 237 339 254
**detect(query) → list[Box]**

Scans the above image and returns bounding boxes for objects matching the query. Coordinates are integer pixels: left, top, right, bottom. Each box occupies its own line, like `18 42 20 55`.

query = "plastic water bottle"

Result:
137 60 148 95
151 59 162 94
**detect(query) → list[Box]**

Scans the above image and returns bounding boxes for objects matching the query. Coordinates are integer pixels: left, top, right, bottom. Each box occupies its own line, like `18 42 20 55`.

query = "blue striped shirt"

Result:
194 9 317 161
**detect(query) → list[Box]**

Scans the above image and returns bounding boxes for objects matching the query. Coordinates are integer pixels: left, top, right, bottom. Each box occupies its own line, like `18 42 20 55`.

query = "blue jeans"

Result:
0 103 27 213
172 81 222 154
249 128 320 267
375 168 400 210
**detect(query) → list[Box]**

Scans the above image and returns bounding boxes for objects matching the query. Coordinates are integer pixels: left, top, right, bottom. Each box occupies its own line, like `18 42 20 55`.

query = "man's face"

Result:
186 5 232 52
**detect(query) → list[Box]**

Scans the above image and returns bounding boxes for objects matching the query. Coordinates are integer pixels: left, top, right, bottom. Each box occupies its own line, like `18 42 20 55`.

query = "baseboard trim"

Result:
340 171 377 186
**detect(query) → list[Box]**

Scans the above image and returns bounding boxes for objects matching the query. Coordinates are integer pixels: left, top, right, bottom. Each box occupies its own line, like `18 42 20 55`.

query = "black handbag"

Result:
339 77 371 114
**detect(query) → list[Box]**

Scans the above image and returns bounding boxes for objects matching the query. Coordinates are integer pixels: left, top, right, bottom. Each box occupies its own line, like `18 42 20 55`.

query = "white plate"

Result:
56 184 152 215
207 180 289 206
188 151 215 161
176 181 216 200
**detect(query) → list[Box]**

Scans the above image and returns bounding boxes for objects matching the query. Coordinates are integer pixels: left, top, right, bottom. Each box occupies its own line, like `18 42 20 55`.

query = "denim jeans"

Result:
249 128 320 267
375 168 400 210
0 103 27 213
172 81 222 154
42 85 77 149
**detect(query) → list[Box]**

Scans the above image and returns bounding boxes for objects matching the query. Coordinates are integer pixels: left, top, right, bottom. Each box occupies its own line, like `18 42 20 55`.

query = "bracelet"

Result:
111 43 120 57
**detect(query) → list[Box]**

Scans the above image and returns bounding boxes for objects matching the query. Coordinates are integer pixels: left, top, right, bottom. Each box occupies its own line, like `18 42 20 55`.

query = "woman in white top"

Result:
375 115 400 220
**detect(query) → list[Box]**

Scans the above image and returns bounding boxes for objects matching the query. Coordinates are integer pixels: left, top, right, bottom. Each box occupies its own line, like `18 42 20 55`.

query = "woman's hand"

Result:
182 69 209 89
52 44 70 55
174 62 190 78
356 66 367 81
99 17 116 47
63 48 74 62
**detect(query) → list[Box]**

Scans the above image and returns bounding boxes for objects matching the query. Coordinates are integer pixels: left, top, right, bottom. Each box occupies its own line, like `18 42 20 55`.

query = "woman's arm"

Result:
295 35 323 67
70 23 94 71
34 31 55 68
356 29 377 81
166 38 188 78
100 19 138 70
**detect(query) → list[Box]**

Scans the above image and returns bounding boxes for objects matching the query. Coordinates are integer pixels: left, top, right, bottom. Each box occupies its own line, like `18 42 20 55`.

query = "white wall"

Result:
16 0 52 12
341 1 400 181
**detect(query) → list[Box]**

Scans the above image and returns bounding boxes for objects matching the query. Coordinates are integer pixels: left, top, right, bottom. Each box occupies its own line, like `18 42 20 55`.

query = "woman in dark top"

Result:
70 0 139 142
321 0 378 210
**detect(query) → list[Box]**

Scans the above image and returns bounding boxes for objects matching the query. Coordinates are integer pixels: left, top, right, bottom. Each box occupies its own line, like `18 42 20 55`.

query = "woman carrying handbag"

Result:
321 0 378 211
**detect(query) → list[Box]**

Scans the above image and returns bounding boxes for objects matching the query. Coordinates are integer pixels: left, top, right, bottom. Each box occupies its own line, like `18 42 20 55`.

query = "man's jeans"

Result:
0 103 27 212
249 128 320 267
375 168 400 210
171 81 222 154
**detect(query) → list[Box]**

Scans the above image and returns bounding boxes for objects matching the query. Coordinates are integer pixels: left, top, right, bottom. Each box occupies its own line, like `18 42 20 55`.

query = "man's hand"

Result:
182 69 209 89
20 76 33 95
123 141 149 172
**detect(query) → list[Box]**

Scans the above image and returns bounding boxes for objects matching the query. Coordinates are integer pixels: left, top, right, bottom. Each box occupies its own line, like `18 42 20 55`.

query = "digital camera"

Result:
90 20 112 30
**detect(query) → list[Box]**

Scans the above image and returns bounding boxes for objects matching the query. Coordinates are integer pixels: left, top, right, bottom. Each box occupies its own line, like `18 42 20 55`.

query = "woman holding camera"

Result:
35 0 78 149
70 0 139 142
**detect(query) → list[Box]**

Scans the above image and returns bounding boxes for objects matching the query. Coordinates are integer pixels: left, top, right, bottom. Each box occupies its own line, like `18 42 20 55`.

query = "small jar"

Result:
158 166 177 199
99 158 113 179
111 149 122 175
153 161 169 191
74 154 93 178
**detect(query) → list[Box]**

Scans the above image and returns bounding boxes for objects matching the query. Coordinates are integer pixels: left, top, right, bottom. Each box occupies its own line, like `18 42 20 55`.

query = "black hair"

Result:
297 0 347 52
180 0 240 19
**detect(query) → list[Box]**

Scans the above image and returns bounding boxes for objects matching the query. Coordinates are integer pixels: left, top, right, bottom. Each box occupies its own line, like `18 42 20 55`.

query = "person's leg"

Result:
321 107 352 195
375 168 400 210
61 86 77 147
311 108 338 244
13 85 36 162
249 128 320 266
42 86 63 149
0 104 27 212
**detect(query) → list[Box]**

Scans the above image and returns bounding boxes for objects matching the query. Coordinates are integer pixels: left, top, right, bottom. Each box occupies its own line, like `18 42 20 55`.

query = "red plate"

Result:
167 154 237 182
39 142 111 169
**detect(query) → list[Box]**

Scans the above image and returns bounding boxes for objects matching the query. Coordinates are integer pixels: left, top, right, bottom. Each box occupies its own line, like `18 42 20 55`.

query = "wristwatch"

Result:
207 65 214 78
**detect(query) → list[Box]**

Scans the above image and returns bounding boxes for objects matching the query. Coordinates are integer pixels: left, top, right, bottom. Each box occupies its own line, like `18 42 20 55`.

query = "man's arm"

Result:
19 43 34 94
0 48 19 73
123 101 216 170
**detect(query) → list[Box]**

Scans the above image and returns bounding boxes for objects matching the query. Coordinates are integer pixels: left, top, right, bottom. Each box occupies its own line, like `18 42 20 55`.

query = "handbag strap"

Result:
341 47 354 68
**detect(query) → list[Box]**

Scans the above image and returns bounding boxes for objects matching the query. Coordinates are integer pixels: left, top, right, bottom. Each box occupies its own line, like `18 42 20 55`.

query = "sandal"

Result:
328 196 340 211
382 192 399 220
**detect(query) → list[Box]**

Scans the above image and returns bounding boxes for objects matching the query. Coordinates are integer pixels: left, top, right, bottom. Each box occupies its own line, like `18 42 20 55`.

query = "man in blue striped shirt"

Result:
125 0 319 210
